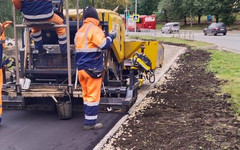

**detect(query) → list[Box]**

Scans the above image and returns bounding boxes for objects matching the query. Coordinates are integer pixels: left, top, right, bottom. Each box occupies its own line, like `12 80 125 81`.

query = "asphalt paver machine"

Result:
3 0 164 118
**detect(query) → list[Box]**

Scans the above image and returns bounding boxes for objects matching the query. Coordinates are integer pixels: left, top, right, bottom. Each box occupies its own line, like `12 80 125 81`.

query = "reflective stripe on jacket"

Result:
21 0 54 21
0 42 3 69
74 18 109 70
0 24 5 67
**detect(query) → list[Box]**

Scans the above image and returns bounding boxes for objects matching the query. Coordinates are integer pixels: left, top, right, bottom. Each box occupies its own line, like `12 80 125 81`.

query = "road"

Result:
127 30 240 53
193 31 240 53
0 110 123 150
0 45 185 150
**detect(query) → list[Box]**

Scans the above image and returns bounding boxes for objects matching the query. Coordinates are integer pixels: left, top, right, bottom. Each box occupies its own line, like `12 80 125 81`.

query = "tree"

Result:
138 0 159 15
194 0 204 24
130 0 159 15
69 0 130 13
94 0 130 13
0 0 17 37
203 0 237 24
157 0 177 22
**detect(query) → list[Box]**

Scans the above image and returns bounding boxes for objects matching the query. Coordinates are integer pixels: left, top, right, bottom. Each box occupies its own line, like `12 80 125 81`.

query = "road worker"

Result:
0 21 12 124
12 0 67 56
74 6 116 130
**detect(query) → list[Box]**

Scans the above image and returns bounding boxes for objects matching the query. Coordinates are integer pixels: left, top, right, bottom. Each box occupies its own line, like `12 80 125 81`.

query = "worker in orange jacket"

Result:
12 0 67 55
75 6 116 130
0 21 12 124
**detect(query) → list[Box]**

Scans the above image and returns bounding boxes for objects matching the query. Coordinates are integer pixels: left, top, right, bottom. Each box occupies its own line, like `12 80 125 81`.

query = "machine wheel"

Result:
132 87 138 104
121 87 138 113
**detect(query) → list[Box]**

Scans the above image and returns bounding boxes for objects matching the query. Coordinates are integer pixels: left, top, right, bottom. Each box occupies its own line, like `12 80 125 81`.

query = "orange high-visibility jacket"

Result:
74 18 113 70
0 24 6 48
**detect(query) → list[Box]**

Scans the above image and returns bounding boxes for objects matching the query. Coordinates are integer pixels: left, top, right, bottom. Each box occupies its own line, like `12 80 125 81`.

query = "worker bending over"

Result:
0 21 12 124
75 6 116 130
12 0 67 55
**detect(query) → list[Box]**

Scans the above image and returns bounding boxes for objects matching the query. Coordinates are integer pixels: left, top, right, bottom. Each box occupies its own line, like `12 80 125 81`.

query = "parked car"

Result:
161 22 180 34
203 22 227 36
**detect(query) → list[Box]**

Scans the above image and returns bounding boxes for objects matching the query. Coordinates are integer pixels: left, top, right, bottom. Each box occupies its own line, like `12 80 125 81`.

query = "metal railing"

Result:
12 0 72 94
126 30 195 40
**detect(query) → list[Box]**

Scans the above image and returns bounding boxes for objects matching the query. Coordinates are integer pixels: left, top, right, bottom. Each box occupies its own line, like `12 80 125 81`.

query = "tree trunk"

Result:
198 14 201 24
164 11 168 22
184 16 187 25
215 15 219 23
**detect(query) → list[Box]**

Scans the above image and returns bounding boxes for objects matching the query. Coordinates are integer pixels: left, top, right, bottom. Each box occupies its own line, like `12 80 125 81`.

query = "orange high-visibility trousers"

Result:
0 69 2 123
31 13 65 35
31 13 67 53
78 70 102 125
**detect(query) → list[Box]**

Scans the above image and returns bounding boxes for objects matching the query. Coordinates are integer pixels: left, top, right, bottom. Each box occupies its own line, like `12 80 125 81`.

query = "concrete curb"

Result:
197 45 218 50
198 44 240 54
94 47 186 150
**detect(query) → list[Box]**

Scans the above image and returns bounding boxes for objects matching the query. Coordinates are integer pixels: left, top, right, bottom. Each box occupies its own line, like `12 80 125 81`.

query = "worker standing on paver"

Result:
0 21 12 124
74 6 116 130
12 0 67 56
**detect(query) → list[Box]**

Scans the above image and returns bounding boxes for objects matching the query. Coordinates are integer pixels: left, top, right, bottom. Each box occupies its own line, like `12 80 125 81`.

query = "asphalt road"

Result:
193 31 240 53
128 30 240 53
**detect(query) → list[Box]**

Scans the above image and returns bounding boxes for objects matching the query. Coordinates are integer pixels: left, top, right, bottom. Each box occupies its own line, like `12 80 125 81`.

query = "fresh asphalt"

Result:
0 110 124 150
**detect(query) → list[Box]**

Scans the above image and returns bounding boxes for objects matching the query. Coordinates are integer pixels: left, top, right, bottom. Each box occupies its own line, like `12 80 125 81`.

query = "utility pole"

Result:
135 0 137 32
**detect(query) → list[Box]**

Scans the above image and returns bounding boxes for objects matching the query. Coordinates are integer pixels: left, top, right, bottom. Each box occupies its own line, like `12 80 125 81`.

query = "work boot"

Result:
83 123 103 130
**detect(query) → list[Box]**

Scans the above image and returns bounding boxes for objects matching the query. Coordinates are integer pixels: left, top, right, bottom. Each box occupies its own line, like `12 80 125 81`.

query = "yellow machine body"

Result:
67 9 164 68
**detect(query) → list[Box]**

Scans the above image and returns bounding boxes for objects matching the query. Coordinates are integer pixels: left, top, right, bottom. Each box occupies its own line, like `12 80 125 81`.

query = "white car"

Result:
161 22 180 34
5 37 15 46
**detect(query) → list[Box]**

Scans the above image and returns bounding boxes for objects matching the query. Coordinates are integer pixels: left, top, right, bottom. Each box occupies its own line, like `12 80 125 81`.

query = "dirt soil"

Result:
106 49 240 149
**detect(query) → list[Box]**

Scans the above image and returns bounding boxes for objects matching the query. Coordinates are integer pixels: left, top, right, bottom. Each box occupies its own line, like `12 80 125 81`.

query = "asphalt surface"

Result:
127 30 240 53
193 31 240 53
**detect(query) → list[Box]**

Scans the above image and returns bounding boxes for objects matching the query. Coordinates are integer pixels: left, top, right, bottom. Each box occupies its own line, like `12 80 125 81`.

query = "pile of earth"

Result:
106 49 240 149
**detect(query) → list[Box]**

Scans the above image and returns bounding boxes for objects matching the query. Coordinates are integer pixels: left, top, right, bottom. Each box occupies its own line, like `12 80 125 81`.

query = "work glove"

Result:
109 30 117 40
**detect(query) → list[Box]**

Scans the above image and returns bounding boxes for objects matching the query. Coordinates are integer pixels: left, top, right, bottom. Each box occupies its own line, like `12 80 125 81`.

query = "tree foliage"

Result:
0 0 240 35
69 0 130 13
0 0 20 37
130 0 159 15
157 0 239 25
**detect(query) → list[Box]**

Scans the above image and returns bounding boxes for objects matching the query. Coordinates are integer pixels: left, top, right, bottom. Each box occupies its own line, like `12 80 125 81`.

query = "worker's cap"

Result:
83 6 99 21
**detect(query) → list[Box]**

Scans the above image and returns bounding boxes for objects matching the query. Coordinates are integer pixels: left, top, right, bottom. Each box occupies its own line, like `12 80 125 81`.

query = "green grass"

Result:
130 36 212 48
207 50 240 114
156 24 164 29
